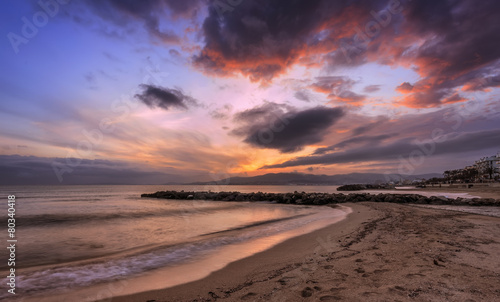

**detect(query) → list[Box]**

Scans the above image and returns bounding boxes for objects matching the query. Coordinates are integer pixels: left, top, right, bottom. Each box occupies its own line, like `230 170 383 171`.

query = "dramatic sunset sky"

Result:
1 0 499 184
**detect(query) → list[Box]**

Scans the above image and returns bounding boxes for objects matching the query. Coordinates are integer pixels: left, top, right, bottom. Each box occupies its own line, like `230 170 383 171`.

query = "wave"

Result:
17 204 240 227
199 214 308 236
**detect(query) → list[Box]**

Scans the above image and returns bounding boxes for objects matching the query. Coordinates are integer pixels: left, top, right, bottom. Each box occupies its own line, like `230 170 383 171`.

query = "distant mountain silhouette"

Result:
187 172 441 185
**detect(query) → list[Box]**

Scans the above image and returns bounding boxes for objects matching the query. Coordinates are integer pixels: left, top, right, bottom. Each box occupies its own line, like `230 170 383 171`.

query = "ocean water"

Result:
0 185 351 301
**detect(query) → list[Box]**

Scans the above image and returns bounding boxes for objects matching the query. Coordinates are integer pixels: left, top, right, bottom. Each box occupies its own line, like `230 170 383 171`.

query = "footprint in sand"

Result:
301 287 314 297
241 292 257 300
355 267 365 273
277 276 295 285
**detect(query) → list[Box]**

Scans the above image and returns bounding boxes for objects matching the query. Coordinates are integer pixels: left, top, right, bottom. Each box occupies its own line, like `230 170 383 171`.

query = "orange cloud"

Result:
328 91 366 106
395 82 414 93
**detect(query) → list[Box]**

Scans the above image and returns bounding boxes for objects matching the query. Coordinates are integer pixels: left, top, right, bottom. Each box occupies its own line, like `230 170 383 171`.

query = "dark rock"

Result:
337 184 366 191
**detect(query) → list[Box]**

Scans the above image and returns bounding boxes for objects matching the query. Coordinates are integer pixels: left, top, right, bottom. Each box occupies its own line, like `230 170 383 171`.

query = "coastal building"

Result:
474 151 500 180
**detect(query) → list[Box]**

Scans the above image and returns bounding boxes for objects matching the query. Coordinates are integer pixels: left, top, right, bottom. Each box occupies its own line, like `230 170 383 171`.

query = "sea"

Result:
0 185 481 301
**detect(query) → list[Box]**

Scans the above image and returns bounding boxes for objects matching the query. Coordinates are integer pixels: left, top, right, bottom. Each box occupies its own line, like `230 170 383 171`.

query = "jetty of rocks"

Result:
141 190 500 207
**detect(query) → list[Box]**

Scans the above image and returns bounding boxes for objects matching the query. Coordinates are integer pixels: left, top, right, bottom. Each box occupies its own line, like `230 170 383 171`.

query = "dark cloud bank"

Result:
193 0 500 107
231 103 344 153
314 133 399 155
263 129 500 169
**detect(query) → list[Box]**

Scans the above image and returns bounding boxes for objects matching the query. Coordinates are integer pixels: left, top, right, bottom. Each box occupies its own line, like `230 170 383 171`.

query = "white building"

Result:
474 151 500 180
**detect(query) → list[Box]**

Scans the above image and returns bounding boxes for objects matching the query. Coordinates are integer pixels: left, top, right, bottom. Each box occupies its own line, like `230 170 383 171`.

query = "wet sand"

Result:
109 201 500 302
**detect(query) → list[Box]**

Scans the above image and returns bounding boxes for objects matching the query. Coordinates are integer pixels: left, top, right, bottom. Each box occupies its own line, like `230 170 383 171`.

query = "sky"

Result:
1 0 500 185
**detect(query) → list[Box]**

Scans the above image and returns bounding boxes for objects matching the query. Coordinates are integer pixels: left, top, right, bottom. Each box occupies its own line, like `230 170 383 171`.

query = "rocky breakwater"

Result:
141 190 500 207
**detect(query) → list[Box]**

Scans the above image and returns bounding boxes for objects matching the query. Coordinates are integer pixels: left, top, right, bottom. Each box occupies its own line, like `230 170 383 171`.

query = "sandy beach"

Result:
109 199 500 302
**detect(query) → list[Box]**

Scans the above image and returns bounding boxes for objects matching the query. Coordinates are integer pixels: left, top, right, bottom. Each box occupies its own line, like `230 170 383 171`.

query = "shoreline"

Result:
109 201 500 301
104 203 377 302
16 203 352 302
